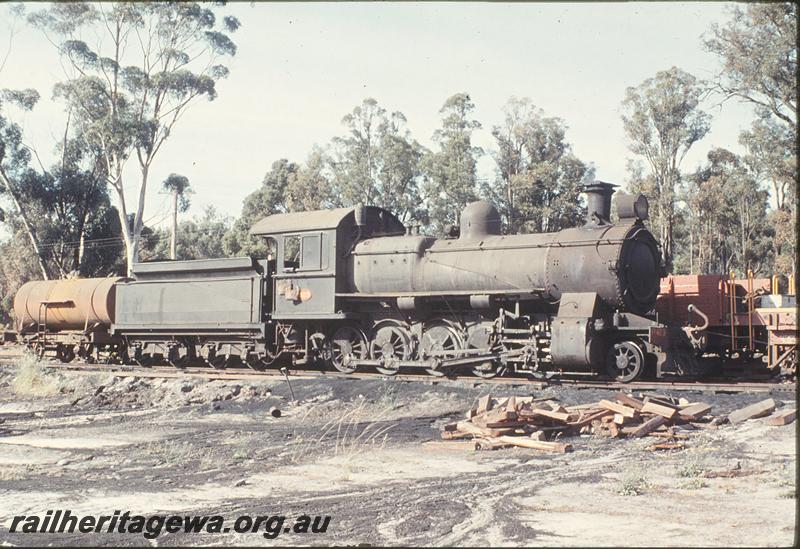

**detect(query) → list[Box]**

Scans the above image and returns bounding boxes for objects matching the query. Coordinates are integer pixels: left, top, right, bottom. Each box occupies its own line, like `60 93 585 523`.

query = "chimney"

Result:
582 181 617 226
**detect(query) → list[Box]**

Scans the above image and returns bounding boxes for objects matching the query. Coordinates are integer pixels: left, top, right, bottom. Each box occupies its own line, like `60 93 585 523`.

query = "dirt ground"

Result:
0 356 796 547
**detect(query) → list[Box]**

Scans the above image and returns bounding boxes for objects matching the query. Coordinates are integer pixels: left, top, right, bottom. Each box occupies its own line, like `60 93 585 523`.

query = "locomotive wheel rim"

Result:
330 326 367 374
371 326 410 375
421 323 463 377
607 341 644 382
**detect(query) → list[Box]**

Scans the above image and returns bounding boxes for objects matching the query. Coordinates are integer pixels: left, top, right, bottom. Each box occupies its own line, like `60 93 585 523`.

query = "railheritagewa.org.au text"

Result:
9 510 331 539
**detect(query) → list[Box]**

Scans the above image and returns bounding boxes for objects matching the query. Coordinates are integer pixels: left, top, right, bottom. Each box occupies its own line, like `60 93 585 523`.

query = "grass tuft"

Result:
11 352 59 397
617 469 651 496
676 458 708 479
677 478 708 490
288 396 396 467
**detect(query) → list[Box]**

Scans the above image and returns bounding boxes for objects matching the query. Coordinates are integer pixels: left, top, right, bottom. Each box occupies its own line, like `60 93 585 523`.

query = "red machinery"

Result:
656 274 797 375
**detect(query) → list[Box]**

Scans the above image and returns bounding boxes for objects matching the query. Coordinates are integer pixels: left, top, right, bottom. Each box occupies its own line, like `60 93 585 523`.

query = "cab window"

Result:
301 234 321 270
283 236 300 269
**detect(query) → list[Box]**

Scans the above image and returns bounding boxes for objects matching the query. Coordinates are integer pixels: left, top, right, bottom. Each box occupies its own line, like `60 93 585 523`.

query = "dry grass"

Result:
288 395 396 466
11 352 60 397
145 440 198 466
616 467 652 496
676 457 709 479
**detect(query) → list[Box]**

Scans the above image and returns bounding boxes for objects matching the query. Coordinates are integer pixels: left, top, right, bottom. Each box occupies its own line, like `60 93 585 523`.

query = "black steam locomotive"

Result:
15 182 678 382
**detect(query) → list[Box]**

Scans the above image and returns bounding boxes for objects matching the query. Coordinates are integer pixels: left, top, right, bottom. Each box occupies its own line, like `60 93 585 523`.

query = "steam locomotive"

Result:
13 182 698 382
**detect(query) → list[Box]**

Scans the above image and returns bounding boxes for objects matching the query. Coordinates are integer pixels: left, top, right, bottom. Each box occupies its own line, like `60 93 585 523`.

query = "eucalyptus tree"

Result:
704 2 796 130
161 173 191 260
285 146 336 212
489 97 590 234
683 149 772 275
620 67 711 270
30 2 240 275
422 93 483 233
704 3 797 278
223 159 298 258
0 87 50 279
330 98 426 222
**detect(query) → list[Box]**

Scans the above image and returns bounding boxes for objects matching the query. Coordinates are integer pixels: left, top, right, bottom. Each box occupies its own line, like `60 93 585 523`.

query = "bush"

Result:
11 352 59 397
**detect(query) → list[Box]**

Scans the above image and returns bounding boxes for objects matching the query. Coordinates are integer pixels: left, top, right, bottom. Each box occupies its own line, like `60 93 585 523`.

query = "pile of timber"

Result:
442 394 795 454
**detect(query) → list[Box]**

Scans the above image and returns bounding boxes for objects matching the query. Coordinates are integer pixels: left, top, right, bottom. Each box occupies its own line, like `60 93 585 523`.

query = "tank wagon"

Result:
13 277 126 362
13 182 685 382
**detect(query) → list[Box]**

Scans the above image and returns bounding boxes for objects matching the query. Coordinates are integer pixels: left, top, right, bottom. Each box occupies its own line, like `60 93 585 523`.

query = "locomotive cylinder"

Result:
13 277 125 333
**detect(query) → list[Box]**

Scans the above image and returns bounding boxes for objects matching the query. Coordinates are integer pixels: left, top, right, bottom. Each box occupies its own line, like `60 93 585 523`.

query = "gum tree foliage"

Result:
422 93 483 233
704 3 797 278
223 159 299 258
0 87 51 280
285 146 336 213
0 131 124 321
0 3 50 279
145 206 230 262
329 98 427 223
224 152 339 259
739 116 797 278
621 67 711 271
704 2 796 129
488 97 590 234
0 235 40 325
739 117 796 212
27 138 124 278
29 2 240 275
682 148 772 275
162 173 191 213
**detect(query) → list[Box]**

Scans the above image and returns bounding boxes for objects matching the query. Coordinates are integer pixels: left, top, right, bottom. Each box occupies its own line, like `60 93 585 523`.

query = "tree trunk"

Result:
170 188 178 260
0 169 51 280
130 164 150 269
110 175 135 277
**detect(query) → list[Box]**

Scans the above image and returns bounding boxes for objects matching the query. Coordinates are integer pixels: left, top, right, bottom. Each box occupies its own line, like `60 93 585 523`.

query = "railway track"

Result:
1 349 794 394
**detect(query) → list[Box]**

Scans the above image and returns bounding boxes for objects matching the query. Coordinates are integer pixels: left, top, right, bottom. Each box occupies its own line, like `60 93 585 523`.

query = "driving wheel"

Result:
329 326 368 373
370 325 412 375
420 323 464 377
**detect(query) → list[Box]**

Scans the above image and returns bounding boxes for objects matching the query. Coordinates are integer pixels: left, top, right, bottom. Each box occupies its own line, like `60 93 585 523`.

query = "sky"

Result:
1 1 758 228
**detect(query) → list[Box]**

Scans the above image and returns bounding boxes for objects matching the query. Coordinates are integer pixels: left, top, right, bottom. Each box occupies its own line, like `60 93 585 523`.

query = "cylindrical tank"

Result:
13 277 125 333
351 200 661 315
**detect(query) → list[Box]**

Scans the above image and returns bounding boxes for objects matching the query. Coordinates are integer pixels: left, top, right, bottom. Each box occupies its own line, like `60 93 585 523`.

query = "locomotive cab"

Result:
249 205 405 320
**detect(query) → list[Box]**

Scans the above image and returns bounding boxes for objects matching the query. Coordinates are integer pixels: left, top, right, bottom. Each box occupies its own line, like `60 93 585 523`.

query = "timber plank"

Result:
766 409 796 426
629 415 668 438
641 401 677 419
476 395 493 414
599 399 637 418
614 392 645 411
496 435 572 453
678 403 712 421
727 399 776 424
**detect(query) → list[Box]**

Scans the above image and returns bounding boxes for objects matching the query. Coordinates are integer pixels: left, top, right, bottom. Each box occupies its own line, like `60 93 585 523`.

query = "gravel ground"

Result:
0 356 795 547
